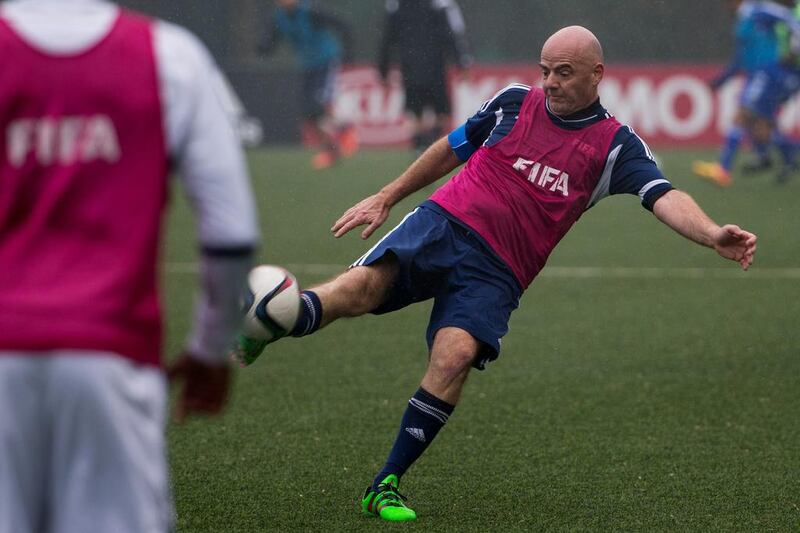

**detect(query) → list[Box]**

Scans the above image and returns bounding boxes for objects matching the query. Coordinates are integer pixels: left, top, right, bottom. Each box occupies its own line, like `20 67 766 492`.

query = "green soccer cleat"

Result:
229 334 268 367
361 474 417 522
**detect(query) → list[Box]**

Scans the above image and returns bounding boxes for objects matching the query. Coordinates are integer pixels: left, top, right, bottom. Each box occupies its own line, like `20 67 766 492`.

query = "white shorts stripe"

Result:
351 207 420 267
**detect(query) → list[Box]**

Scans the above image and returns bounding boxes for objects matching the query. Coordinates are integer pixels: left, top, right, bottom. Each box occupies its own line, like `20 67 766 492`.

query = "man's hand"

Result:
330 138 461 240
712 224 758 270
653 190 757 271
167 352 231 422
331 191 392 239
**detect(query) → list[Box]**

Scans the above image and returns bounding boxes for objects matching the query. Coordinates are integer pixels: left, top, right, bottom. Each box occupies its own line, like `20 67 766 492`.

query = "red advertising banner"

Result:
333 64 800 148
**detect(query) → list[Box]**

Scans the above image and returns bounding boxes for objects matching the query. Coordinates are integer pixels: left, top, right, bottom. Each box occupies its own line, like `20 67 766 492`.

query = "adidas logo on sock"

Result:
405 427 426 442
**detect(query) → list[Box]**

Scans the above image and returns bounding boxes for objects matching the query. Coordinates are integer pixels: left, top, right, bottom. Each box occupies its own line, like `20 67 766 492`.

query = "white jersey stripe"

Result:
479 83 531 113
483 106 505 147
638 179 671 201
586 144 623 209
627 125 655 161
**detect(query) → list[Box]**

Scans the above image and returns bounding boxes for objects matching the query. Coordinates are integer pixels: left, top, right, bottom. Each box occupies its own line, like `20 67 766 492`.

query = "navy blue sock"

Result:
372 387 455 489
290 290 322 337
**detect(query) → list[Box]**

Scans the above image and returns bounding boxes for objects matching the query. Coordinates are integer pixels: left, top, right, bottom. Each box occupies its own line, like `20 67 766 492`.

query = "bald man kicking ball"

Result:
235 25 758 522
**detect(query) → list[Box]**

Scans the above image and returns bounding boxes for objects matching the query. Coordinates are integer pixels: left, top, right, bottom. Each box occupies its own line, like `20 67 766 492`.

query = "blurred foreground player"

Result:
0 1 259 532
235 26 757 522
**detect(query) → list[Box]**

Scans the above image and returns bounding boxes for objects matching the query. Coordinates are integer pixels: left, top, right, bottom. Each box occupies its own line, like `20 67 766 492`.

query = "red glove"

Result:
166 352 231 422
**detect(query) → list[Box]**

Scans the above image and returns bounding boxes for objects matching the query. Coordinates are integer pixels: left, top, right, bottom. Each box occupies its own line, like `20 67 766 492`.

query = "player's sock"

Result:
720 126 745 171
771 131 798 167
290 290 322 337
337 124 359 157
372 387 454 489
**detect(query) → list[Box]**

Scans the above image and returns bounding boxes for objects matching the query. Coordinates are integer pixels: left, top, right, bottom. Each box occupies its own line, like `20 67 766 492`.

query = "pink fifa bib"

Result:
0 12 168 365
431 88 621 288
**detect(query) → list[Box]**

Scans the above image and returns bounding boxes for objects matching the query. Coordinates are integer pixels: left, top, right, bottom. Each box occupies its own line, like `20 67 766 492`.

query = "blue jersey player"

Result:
236 26 758 522
749 0 800 183
259 0 358 169
694 0 800 185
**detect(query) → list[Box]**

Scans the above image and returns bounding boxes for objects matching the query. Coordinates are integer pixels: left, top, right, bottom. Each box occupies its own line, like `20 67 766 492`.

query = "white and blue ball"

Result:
242 265 301 342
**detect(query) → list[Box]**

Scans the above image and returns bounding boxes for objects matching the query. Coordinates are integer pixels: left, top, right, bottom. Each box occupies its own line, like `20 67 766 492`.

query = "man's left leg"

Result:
361 327 479 522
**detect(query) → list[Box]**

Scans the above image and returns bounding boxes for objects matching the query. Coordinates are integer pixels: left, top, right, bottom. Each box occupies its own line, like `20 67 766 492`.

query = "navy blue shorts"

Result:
741 64 800 119
351 205 522 370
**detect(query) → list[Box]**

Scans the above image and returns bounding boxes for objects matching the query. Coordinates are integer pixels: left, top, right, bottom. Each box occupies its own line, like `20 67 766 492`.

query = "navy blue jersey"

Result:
447 84 673 211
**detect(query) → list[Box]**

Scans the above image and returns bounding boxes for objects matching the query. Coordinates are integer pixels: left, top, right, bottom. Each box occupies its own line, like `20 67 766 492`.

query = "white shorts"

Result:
0 351 173 533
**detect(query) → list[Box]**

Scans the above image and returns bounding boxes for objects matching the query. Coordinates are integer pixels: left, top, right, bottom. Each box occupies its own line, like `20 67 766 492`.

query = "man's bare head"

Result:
539 26 604 116
542 26 604 65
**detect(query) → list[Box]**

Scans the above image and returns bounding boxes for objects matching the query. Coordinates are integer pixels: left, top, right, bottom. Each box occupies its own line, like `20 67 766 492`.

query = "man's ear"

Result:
592 63 605 86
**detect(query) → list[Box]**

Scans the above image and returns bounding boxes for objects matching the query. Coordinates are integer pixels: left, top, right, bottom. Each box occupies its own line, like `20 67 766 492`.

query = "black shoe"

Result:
775 164 797 184
741 157 773 175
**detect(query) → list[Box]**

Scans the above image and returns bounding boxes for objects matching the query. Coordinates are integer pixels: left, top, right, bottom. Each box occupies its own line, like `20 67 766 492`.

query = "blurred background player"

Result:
378 0 473 153
0 1 259 532
693 0 782 184
694 0 800 186
753 0 800 183
259 0 357 169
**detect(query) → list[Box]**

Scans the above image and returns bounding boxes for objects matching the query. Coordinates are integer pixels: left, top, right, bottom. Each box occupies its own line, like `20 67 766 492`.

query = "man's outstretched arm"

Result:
652 189 757 270
331 137 463 239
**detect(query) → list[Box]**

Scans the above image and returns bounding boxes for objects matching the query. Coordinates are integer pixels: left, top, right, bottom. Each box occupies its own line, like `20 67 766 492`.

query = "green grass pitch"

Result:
163 147 799 532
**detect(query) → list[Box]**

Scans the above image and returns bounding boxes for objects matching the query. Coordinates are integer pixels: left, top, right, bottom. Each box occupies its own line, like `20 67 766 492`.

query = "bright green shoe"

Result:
361 474 417 522
229 334 268 367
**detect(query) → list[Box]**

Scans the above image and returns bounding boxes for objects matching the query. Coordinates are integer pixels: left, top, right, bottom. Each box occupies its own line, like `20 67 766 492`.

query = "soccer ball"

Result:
242 265 301 342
